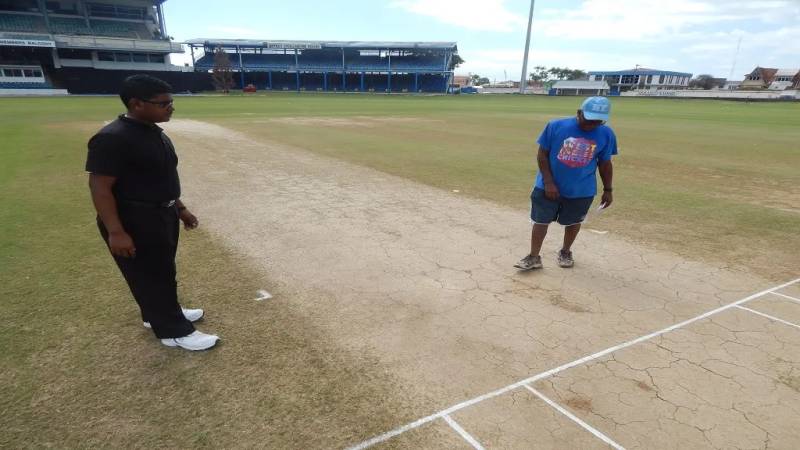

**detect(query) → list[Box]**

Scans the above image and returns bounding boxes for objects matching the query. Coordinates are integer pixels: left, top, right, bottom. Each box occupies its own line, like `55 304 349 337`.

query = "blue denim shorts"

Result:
530 188 594 226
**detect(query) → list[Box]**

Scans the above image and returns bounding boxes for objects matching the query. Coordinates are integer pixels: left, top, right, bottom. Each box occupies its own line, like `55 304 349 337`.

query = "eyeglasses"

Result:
142 99 174 108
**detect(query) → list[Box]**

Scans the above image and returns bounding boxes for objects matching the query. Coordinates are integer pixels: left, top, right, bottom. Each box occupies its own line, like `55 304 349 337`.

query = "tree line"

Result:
468 66 588 87
528 66 587 82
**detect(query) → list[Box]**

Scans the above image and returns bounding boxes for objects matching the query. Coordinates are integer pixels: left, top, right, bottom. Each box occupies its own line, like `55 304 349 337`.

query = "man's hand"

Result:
108 230 136 258
544 182 560 201
600 190 613 208
179 209 199 230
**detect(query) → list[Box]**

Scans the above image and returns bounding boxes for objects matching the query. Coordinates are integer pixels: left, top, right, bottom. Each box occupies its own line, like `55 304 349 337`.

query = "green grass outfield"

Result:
199 93 796 279
1 93 798 446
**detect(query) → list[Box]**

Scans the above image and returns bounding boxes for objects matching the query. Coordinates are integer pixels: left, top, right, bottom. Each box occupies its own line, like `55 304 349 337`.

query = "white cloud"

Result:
458 48 676 81
390 0 527 32
680 25 800 71
505 0 800 79
535 0 798 42
537 0 726 41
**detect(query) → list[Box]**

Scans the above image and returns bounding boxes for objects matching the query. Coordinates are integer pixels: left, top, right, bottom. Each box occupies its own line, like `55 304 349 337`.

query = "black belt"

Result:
119 199 176 208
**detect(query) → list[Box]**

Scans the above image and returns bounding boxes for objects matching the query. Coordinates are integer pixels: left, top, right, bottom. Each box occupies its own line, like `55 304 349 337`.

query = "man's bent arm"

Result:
537 146 555 186
89 174 124 233
598 160 613 190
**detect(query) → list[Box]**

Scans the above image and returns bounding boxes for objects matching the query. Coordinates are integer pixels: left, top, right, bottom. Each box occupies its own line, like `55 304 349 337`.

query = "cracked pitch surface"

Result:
777 285 800 300
164 120 784 447
747 296 800 325
370 420 472 450
451 388 614 449
533 308 800 449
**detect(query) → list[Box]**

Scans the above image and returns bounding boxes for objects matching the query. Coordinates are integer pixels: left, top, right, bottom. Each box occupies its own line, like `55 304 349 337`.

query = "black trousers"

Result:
98 204 194 339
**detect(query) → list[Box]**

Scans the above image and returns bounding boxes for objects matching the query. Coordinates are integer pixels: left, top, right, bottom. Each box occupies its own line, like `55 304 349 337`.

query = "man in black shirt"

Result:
86 75 219 351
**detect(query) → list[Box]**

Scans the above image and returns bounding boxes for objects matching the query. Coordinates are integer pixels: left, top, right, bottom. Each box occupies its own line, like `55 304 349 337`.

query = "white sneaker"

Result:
161 330 220 351
143 308 204 328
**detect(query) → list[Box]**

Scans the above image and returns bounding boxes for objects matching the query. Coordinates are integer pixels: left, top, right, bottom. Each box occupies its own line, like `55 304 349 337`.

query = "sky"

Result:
162 0 800 82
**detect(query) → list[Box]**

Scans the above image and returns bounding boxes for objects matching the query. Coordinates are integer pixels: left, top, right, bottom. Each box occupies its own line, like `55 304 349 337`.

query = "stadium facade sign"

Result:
0 38 56 48
264 41 322 50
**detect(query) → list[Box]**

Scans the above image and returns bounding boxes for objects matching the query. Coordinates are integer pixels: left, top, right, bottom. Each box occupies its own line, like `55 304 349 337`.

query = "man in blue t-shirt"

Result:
514 96 617 270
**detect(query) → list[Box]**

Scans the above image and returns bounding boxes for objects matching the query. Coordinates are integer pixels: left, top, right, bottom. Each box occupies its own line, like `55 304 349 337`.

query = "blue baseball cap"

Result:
581 96 611 121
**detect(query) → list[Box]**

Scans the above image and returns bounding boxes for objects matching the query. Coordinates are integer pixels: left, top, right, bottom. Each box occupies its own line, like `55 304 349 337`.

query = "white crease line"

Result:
347 415 440 450
770 291 800 304
345 277 800 450
443 415 485 450
735 305 800 331
523 385 625 450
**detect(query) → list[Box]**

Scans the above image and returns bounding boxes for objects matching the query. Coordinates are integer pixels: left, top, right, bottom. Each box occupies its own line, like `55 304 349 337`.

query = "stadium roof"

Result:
184 39 457 50
588 68 692 77
775 68 800 76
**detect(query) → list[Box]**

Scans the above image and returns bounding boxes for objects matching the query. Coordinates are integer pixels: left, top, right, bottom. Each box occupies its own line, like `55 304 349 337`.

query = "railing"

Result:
54 34 182 52
0 81 53 88
195 55 449 73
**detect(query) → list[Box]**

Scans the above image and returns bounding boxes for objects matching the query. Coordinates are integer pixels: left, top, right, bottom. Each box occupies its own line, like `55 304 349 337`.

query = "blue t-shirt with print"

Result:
534 117 618 198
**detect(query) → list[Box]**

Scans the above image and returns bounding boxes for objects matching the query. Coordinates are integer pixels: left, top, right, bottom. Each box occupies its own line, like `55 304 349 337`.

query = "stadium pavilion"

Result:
1 1 460 94
588 68 693 94
185 39 459 93
1 0 204 94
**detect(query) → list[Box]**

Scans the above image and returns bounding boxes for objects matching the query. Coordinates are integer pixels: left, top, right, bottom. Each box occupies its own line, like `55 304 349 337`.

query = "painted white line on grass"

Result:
523 385 625 450
345 277 800 450
443 415 485 450
735 305 800 331
770 291 800 304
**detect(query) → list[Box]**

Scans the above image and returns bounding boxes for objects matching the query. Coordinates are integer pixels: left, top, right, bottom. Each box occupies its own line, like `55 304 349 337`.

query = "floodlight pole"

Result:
519 0 536 94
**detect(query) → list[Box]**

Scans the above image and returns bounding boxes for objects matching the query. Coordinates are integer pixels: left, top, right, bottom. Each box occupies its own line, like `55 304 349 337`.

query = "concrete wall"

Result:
49 67 212 93
53 35 183 52
59 59 184 71
621 89 799 99
0 88 68 96
482 87 546 94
